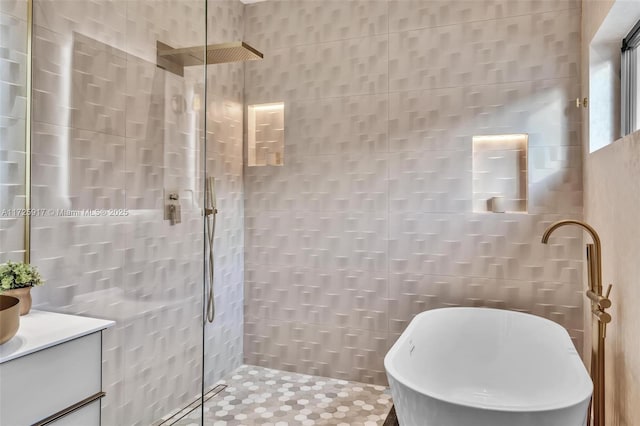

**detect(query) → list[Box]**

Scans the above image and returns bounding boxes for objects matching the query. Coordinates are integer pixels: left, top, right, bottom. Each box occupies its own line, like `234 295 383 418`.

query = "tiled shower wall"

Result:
30 1 204 424
27 0 244 424
203 0 246 389
0 0 27 262
243 0 585 385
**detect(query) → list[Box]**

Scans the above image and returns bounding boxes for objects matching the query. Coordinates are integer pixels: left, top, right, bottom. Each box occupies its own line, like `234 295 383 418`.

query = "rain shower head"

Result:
204 41 263 64
157 40 263 76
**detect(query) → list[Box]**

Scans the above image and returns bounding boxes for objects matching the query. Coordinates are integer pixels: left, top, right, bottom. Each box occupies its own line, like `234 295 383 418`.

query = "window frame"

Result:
621 19 640 136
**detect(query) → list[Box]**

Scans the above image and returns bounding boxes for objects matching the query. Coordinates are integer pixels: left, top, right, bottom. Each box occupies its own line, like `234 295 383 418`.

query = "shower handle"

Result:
205 177 218 324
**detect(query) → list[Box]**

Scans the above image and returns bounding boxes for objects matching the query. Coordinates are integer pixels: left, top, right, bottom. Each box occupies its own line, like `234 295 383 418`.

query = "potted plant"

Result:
0 261 44 315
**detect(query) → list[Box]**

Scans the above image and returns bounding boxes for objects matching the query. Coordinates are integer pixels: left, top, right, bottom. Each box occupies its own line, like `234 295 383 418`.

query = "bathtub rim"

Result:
384 307 593 413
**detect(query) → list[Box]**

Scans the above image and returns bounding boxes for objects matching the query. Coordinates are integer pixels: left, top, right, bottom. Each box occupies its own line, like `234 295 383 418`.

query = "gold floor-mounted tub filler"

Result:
541 220 612 426
0 295 20 345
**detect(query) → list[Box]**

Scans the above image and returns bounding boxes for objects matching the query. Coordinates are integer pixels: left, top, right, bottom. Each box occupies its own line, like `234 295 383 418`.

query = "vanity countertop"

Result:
0 310 114 364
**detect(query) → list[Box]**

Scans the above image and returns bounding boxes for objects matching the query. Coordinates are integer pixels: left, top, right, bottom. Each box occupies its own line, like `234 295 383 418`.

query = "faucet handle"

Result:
586 289 612 309
605 284 613 299
592 307 612 324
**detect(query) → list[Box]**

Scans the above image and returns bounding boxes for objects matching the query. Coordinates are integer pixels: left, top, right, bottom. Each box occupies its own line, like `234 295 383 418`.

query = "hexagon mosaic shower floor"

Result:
170 365 394 426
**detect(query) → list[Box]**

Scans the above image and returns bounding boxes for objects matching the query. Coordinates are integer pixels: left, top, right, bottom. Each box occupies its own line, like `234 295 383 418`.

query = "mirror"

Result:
0 0 30 262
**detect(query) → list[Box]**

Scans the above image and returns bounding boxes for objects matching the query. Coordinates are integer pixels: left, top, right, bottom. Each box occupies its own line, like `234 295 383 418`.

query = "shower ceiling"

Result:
157 41 263 76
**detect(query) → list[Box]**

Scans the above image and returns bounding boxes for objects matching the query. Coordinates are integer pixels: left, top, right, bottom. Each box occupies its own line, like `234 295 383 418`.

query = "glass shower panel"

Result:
202 0 246 420
29 0 207 424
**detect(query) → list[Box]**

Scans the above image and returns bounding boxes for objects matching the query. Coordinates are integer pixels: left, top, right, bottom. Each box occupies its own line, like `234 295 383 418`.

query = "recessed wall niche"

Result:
472 134 528 213
247 102 284 167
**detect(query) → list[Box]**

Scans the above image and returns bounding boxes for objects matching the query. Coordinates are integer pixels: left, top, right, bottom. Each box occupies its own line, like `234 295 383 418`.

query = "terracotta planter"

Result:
2 287 32 315
0 295 20 344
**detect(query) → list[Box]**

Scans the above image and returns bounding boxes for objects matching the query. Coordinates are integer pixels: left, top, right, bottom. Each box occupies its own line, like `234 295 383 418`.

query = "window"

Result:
621 20 640 136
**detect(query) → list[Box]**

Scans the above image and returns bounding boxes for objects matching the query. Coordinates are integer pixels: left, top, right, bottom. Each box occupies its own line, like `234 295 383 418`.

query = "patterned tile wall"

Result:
27 0 246 424
243 0 585 386
0 0 28 262
203 0 246 393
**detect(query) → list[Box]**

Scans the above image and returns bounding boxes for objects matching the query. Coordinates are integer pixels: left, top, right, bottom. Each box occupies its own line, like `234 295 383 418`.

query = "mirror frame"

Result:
24 0 33 263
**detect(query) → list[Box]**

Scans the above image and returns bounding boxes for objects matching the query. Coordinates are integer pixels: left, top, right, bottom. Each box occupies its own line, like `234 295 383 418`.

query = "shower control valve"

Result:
164 190 182 225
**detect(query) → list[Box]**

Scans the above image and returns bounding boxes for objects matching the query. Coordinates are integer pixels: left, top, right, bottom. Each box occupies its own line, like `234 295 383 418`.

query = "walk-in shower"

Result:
0 0 264 423
156 37 263 326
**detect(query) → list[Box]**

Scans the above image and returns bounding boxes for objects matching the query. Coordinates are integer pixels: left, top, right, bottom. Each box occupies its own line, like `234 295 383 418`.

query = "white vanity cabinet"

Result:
0 311 114 426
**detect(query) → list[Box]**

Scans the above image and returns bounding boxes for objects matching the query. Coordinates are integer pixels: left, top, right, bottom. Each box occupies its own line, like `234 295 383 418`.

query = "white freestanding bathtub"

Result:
384 308 592 426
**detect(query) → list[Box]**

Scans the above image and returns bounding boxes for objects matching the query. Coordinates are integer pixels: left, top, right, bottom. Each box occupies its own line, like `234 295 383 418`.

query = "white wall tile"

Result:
389 149 472 213
387 272 583 346
389 0 580 33
244 316 390 385
388 212 584 283
246 152 389 213
246 211 388 272
389 10 580 91
0 0 28 20
246 264 389 332
203 61 246 388
244 0 389 51
0 117 26 210
287 94 389 156
0 5 28 246
244 0 585 385
0 217 25 262
245 34 389 103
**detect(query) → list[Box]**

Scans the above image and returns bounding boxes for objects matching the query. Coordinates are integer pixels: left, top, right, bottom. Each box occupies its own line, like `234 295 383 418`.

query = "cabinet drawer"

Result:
0 333 102 426
48 399 101 426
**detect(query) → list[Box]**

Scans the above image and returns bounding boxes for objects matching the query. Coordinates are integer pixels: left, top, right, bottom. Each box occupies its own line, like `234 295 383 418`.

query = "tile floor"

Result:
167 365 394 426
